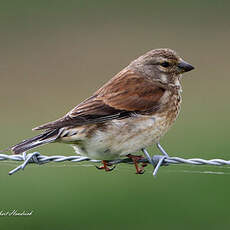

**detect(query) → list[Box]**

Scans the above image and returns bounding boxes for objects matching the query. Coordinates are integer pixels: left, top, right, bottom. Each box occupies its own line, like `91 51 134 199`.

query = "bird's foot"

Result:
127 154 146 174
96 160 116 172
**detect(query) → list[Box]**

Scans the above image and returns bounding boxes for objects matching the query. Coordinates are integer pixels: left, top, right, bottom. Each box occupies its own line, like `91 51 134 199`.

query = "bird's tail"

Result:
1 129 59 155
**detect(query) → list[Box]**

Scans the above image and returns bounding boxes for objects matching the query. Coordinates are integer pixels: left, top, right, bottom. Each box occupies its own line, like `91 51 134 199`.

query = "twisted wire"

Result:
1 152 230 176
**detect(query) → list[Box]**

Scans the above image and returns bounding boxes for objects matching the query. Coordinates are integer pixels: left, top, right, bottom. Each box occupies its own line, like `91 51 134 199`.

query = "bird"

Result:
7 48 194 174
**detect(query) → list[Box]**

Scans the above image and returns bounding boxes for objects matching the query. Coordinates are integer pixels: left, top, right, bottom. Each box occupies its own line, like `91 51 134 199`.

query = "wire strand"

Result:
1 151 230 176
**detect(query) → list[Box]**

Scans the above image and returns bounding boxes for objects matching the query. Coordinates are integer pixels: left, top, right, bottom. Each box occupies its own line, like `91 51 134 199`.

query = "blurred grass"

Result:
0 0 230 229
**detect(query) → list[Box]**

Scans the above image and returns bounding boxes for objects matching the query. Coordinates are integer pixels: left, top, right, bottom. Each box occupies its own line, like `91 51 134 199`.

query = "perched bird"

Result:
8 48 194 173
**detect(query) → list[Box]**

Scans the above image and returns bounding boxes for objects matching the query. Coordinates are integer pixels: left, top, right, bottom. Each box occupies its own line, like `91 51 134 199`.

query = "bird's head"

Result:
130 48 194 85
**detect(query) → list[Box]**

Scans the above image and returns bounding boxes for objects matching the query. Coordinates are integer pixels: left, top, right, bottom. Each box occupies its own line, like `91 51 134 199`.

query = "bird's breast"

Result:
76 111 179 160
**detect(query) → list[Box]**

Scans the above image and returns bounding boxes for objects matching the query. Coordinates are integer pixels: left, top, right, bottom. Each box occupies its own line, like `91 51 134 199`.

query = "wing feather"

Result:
33 70 165 130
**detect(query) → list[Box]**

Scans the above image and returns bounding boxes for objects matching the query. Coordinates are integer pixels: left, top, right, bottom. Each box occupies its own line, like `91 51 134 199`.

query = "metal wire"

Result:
1 151 230 176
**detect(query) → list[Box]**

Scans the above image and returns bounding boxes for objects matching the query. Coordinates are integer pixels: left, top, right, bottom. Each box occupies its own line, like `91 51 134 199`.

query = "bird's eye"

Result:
161 61 171 68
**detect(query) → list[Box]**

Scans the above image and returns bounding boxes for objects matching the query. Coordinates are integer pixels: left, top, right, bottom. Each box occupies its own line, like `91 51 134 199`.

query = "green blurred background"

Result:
0 0 230 229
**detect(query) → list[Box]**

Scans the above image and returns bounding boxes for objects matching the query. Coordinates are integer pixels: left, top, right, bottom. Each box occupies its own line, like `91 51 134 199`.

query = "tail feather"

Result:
11 129 59 154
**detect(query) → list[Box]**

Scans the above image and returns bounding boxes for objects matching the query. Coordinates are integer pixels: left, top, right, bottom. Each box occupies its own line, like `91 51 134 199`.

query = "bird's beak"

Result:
178 60 194 73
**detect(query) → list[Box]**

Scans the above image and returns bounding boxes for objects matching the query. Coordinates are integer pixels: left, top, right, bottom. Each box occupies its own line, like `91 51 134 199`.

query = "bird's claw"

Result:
95 161 116 172
127 154 146 174
136 168 145 174
142 162 148 168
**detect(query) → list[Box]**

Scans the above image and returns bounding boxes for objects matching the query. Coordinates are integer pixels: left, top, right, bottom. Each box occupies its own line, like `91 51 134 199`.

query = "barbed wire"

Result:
1 149 230 176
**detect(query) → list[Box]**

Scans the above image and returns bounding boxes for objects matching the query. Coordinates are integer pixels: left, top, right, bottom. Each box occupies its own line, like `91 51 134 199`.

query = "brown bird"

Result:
9 48 194 173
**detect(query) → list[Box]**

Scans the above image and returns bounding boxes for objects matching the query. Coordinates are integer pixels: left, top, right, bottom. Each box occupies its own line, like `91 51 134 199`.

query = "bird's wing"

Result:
33 70 165 130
